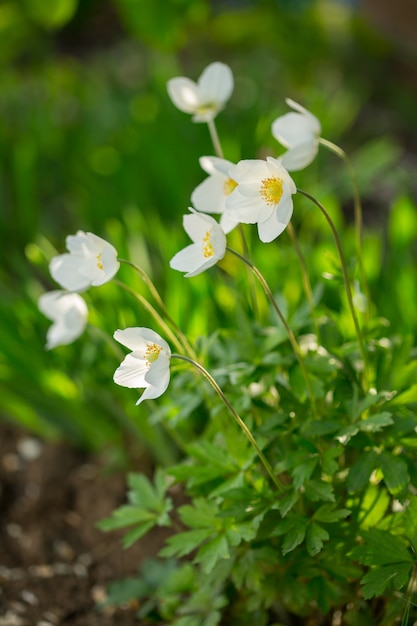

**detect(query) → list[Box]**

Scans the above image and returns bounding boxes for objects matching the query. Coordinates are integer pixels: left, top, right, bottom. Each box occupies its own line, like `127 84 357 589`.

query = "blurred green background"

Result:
1 0 416 462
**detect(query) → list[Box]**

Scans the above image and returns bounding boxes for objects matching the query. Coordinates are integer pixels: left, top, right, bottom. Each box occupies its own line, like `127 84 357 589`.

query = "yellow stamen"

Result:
196 103 216 116
96 253 104 270
223 178 238 196
203 231 214 258
145 342 162 365
260 177 284 205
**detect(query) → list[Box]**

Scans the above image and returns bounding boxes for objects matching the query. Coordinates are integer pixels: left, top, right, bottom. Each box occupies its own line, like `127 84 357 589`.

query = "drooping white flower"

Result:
271 98 321 171
167 62 234 123
191 156 239 234
225 157 296 243
113 328 171 405
38 290 88 350
50 230 120 292
169 211 227 277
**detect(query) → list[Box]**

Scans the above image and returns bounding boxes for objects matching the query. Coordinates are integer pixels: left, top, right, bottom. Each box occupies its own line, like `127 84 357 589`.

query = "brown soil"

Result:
0 421 168 625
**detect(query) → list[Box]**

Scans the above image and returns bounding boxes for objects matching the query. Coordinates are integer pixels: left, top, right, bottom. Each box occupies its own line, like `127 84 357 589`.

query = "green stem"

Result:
287 222 321 342
172 353 285 492
207 118 224 158
227 246 318 417
319 137 370 322
118 259 197 360
114 279 185 355
297 188 369 389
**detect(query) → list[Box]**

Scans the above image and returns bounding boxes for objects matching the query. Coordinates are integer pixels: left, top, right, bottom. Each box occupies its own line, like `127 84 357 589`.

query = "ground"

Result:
0 422 169 626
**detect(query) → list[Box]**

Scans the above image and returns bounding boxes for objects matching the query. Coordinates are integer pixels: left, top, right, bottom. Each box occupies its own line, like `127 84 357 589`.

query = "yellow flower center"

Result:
260 177 284 205
96 253 104 270
223 178 238 196
196 102 216 116
203 231 214 258
145 342 162 365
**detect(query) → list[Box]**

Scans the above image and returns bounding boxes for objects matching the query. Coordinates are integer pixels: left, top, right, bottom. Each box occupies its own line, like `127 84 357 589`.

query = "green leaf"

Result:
291 457 318 489
313 504 350 524
179 499 219 529
359 412 394 432
160 529 213 558
351 529 413 566
361 562 413 599
304 480 335 502
380 451 410 496
391 383 417 405
25 0 79 29
358 484 390 529
404 496 417 552
281 522 307 556
276 490 299 518
195 535 230 573
123 522 155 548
347 450 378 492
306 522 329 556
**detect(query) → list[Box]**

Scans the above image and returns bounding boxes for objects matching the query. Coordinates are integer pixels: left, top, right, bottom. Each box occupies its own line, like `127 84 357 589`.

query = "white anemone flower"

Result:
113 328 171 405
225 157 296 243
191 156 239 234
50 230 120 292
170 211 227 277
271 98 321 171
38 290 88 350
167 62 234 123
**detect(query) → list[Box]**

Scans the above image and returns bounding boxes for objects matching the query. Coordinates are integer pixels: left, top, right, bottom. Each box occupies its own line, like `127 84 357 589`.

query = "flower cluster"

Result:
39 61 323 405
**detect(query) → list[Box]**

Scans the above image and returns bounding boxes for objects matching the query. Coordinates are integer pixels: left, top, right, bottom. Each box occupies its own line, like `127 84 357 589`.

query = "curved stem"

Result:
118 259 197 360
207 118 224 158
297 188 369 389
287 222 321 342
227 246 318 417
319 137 370 321
114 279 185 355
172 353 285 492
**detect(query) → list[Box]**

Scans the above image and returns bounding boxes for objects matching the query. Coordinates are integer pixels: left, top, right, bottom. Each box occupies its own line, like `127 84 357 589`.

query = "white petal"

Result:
271 112 317 150
257 198 293 243
144 354 170 387
66 231 88 255
113 352 149 388
225 189 263 224
39 291 88 349
228 159 269 184
219 212 239 234
285 98 321 134
279 140 319 171
170 243 206 275
183 211 218 242
198 62 234 106
191 174 228 214
113 327 170 355
199 156 234 177
49 254 90 292
167 77 201 113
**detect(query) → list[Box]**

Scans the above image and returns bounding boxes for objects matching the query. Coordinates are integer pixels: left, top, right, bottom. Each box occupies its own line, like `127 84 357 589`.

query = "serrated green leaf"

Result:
97 505 155 531
380 451 410 496
179 499 219 529
306 522 329 556
361 562 413 599
281 522 307 556
347 450 378 492
195 534 230 573
404 497 417 552
291 457 318 489
123 522 155 548
359 412 394 432
301 419 340 437
160 529 213 558
313 504 350 523
304 480 335 502
352 529 413 566
276 490 299 518
127 473 161 510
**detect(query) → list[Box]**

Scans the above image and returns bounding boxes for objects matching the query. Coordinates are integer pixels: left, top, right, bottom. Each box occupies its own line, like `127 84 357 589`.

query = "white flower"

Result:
113 328 171 405
38 290 88 350
50 230 120 292
225 157 296 243
167 62 234 123
191 156 239 234
271 98 321 171
169 211 227 277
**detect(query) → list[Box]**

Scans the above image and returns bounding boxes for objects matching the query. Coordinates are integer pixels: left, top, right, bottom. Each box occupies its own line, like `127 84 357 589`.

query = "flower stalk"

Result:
227 246 318 416
297 188 369 388
172 353 285 492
